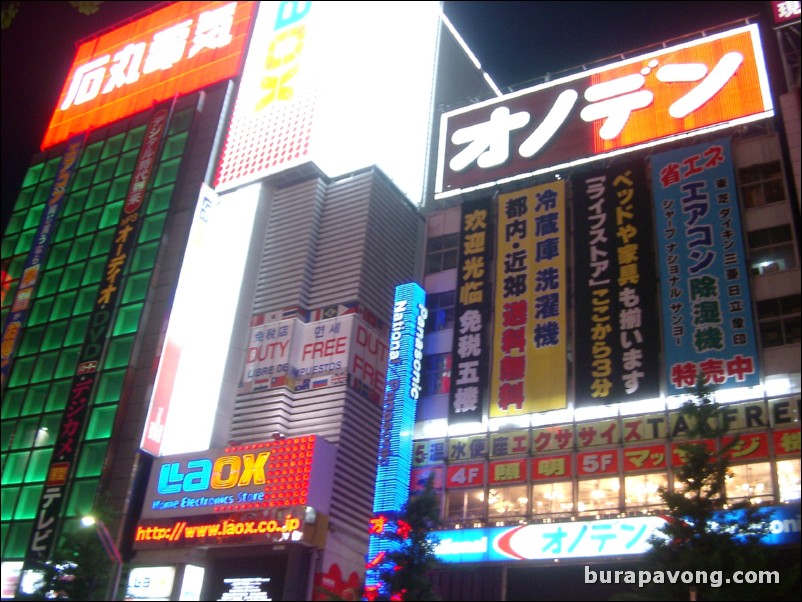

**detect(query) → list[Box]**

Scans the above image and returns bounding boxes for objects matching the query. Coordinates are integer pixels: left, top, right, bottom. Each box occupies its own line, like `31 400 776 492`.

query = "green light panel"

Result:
0 106 194 561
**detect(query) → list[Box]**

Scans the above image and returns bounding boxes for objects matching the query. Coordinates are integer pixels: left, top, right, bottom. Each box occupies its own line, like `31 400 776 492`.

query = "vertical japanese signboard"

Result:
652 138 759 394
21 106 170 574
491 182 566 417
1 135 85 391
449 198 491 424
572 161 660 406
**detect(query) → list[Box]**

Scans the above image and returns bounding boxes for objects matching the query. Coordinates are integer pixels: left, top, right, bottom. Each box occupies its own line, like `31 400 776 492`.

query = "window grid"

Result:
738 161 786 209
1 107 194 552
439 459 792 528
757 294 802 347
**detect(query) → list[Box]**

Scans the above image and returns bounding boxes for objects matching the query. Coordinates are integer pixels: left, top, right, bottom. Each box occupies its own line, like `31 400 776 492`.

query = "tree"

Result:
1 1 103 30
20 505 120 601
377 474 443 601
628 376 797 601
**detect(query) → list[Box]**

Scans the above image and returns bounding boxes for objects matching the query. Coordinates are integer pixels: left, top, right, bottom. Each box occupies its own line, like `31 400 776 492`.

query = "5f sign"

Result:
158 452 269 494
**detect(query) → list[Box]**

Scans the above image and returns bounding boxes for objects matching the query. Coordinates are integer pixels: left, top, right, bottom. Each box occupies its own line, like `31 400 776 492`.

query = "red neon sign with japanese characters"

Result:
41 1 256 150
436 24 773 197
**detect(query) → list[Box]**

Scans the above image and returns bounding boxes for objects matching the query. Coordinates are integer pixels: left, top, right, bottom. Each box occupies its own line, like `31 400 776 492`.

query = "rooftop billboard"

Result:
42 1 257 150
214 1 441 205
435 23 773 199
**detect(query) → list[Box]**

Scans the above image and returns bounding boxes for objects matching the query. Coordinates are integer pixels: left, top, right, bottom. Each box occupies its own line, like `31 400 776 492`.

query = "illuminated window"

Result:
487 485 528 521
445 487 485 526
757 294 801 348
426 290 456 332
531 481 573 517
421 353 452 397
577 477 620 517
726 462 774 504
747 224 797 276
738 161 786 208
624 473 668 512
425 233 459 274
777 458 801 502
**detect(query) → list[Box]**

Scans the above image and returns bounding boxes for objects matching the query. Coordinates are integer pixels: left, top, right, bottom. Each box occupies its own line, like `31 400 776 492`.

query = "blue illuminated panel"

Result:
365 282 427 597
373 282 427 513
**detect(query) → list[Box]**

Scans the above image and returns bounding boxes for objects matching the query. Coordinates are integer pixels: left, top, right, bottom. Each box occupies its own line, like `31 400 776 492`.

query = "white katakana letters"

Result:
102 42 147 94
143 19 193 74
60 55 111 109
580 72 653 140
189 2 236 58
449 106 530 171
519 89 578 157
658 52 744 118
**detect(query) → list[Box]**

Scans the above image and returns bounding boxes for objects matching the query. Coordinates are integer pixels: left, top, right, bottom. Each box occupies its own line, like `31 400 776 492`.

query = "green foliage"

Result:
1 1 20 29
378 474 443 601
625 375 796 601
68 1 102 16
1 1 104 29
21 503 120 601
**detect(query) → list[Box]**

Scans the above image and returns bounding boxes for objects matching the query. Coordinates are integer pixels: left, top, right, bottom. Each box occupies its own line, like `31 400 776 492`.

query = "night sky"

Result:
0 0 770 236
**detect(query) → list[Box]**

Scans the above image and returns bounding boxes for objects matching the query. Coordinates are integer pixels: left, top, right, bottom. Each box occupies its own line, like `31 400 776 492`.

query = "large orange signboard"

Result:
42 1 257 150
435 24 773 198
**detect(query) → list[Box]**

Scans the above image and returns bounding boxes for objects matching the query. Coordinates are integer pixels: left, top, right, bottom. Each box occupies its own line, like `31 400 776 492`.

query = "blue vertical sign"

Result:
365 283 427 599
651 138 759 395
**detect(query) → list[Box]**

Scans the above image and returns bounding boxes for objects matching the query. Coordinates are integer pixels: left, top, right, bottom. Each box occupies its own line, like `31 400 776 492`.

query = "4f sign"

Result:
447 463 485 487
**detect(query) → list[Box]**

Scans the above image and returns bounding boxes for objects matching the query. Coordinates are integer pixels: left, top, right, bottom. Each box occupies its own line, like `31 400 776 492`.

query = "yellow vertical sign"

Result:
491 182 566 417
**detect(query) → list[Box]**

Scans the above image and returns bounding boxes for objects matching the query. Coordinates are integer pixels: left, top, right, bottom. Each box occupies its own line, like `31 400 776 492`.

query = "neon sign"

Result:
157 452 269 494
132 506 307 549
215 0 315 189
365 283 427 598
42 1 257 150
141 437 325 518
435 23 773 198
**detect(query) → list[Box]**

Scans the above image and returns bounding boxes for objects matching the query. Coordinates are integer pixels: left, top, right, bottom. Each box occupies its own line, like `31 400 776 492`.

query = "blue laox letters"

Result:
158 459 212 494
156 452 270 494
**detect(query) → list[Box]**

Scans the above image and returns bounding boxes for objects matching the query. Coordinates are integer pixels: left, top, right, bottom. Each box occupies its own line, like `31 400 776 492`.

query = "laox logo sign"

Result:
157 451 269 494
141 437 318 518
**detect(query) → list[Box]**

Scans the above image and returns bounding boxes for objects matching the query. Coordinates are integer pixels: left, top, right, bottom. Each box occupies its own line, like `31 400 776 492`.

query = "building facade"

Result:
1 2 800 602
0 1 494 600
405 9 801 602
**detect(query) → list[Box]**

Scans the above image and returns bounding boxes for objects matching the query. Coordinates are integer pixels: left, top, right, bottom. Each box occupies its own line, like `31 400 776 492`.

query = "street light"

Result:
81 516 122 601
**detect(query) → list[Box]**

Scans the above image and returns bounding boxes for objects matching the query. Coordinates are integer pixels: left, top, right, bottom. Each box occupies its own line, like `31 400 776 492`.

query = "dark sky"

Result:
0 0 770 236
